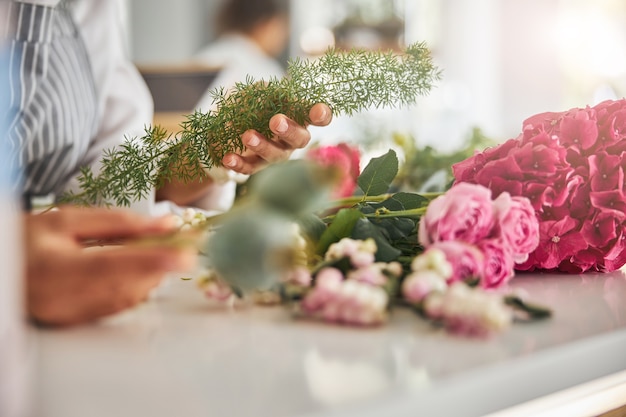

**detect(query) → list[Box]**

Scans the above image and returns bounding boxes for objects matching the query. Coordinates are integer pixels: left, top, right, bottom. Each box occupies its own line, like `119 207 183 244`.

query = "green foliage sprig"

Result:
62 42 441 207
392 127 495 193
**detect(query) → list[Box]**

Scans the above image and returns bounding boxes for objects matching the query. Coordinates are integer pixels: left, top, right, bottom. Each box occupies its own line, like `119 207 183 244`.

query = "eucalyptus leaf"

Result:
247 160 336 216
205 208 297 293
357 149 399 196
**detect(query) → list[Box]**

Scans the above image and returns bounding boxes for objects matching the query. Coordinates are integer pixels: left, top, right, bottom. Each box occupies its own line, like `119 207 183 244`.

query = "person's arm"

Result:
25 207 196 326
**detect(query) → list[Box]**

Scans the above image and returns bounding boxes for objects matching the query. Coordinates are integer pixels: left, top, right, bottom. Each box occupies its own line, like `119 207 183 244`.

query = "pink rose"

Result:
492 193 539 263
418 183 495 246
306 143 361 198
427 242 485 284
477 238 515 288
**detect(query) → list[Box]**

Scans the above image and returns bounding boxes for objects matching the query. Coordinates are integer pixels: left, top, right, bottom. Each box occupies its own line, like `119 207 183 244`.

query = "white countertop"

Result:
32 271 626 417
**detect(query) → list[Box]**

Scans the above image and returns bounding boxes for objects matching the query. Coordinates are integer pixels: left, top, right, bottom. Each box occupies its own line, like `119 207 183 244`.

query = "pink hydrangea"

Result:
453 98 626 273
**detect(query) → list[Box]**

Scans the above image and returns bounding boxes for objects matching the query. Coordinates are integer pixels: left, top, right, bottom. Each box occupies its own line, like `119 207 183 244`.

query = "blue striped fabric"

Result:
5 1 98 201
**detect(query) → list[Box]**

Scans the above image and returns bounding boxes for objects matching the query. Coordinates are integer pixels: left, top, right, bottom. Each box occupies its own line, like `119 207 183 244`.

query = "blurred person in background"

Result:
194 0 290 110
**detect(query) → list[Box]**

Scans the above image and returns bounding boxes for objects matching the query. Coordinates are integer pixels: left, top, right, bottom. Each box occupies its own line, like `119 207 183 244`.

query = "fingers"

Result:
308 103 332 127
76 246 197 279
269 115 311 149
36 207 179 240
223 118 313 175
28 246 197 326
221 103 333 175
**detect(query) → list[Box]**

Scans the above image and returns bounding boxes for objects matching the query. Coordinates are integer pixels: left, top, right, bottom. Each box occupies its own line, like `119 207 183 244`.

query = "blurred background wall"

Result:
127 0 626 152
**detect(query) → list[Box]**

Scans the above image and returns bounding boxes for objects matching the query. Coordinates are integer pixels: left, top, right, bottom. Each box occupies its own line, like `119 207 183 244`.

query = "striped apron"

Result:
3 0 98 203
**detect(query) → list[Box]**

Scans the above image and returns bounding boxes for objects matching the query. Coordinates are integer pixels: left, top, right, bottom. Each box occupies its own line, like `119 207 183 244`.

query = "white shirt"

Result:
193 33 285 112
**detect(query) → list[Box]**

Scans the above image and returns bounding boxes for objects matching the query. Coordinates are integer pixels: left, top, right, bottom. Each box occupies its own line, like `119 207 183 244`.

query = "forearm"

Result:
156 172 216 206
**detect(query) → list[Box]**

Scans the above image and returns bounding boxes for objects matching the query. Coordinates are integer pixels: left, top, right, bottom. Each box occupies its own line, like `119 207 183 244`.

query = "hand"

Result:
222 103 332 175
25 207 197 326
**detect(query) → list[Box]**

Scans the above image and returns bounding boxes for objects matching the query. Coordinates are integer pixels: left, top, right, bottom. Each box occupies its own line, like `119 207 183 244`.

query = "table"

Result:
32 271 626 417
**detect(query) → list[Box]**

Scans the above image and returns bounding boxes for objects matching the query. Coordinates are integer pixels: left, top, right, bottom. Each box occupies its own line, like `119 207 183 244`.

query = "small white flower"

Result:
181 208 197 223
410 249 453 280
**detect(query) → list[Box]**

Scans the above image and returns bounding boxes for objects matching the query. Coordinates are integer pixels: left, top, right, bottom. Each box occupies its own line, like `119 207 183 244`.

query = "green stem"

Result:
362 207 427 219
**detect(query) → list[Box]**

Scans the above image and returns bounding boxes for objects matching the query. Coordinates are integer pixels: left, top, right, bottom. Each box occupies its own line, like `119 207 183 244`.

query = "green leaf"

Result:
296 213 328 243
316 208 363 255
382 192 430 210
352 219 402 262
357 149 399 196
369 217 417 241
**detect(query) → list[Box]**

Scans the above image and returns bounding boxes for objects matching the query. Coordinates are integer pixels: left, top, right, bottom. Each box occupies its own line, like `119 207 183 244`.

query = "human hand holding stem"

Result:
61 43 440 208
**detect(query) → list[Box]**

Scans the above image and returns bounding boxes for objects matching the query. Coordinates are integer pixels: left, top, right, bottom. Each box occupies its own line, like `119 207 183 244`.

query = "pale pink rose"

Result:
418 183 495 246
492 193 540 263
477 238 515 288
427 241 485 284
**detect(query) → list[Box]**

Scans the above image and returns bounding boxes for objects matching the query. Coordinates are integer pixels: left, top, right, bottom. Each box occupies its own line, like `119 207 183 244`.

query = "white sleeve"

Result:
65 0 156 214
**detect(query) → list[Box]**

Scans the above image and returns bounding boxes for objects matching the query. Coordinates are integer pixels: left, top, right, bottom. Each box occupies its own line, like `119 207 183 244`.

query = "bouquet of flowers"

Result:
196 145 549 337
453 98 626 273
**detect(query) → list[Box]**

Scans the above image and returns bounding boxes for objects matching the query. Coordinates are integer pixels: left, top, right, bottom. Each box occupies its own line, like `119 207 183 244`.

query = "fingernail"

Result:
246 133 260 147
318 106 328 121
276 117 288 133
224 157 237 168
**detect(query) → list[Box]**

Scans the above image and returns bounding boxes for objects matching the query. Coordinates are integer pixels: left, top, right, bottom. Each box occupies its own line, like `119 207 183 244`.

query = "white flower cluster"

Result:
402 249 450 303
424 282 512 337
173 208 208 231
301 267 389 326
300 238 401 326
402 249 512 337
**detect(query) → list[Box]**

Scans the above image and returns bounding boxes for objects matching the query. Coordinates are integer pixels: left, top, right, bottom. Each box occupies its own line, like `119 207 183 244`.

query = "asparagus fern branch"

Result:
62 42 441 207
